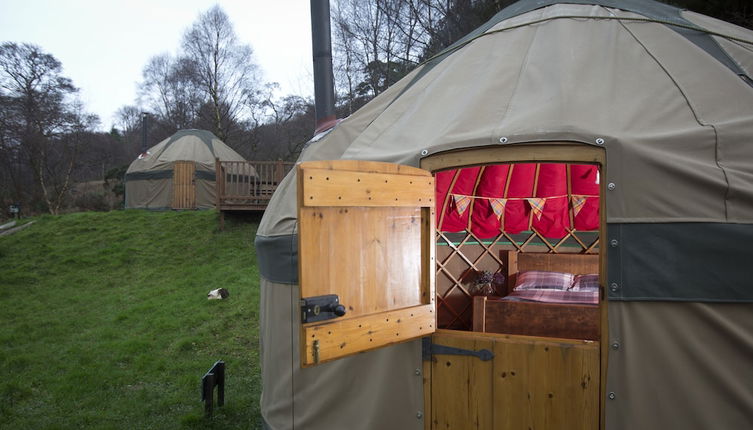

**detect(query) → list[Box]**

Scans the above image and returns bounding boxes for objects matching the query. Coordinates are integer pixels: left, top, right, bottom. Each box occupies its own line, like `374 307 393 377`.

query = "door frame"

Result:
420 142 608 430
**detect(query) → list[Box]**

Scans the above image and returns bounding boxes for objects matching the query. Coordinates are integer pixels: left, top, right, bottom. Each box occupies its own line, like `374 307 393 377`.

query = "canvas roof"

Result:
260 0 753 238
126 129 246 174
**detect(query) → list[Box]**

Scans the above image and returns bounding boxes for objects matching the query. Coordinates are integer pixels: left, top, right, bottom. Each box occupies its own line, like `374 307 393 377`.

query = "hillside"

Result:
0 210 262 429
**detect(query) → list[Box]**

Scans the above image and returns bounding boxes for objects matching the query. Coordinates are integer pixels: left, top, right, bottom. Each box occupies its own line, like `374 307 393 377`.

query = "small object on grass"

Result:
202 360 225 418
207 288 229 300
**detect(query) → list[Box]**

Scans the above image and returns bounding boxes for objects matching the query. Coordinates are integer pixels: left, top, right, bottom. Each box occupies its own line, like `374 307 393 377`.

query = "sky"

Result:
0 0 315 130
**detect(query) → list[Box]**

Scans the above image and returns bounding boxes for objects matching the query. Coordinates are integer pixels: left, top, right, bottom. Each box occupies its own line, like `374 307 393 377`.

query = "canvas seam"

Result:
492 19 542 143
613 15 731 222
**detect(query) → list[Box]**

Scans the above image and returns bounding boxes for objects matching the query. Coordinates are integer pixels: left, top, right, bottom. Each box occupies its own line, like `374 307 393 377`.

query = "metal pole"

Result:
310 0 336 133
141 112 148 154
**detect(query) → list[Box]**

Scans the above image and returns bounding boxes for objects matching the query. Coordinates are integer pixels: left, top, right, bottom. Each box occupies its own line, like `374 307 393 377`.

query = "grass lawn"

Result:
0 210 262 429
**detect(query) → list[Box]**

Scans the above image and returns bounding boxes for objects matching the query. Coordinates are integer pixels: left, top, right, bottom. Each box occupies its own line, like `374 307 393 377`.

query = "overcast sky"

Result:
0 0 314 130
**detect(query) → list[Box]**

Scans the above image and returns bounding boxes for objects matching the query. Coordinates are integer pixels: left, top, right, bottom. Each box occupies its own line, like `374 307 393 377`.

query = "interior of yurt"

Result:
256 1 753 429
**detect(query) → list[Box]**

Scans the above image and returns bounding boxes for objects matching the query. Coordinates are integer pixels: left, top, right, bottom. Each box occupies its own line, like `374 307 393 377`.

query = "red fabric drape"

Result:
436 163 600 239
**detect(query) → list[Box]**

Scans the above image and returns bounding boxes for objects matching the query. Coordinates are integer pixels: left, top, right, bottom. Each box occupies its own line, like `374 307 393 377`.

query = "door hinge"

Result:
422 337 494 361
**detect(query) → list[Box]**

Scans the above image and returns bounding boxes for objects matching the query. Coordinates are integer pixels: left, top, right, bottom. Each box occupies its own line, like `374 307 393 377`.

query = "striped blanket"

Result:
502 288 599 305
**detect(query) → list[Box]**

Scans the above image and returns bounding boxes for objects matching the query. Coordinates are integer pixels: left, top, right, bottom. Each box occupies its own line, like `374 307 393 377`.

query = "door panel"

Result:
429 330 599 430
429 333 494 429
297 160 436 367
172 161 196 209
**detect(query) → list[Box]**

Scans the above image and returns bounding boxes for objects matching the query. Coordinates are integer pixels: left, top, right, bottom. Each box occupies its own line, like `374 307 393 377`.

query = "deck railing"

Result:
215 159 295 211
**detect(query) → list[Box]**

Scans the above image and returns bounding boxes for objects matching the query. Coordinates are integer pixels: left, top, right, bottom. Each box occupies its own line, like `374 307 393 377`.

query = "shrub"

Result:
73 192 110 212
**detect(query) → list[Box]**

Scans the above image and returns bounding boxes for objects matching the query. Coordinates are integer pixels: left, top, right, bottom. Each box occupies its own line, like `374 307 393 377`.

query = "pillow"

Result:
513 271 574 291
571 274 600 292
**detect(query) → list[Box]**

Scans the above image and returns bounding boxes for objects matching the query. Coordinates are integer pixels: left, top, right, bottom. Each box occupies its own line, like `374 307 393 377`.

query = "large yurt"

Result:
124 129 249 209
255 1 753 429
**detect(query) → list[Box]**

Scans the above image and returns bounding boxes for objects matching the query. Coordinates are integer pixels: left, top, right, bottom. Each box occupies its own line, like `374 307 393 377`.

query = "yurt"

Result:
124 129 250 209
255 1 753 429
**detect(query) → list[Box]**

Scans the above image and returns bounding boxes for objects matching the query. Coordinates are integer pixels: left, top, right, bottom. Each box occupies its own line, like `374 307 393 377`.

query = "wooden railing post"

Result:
215 158 221 209
275 160 284 183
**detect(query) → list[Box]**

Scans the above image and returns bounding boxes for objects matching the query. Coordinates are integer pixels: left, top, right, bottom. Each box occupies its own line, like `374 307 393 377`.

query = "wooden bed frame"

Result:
472 250 601 340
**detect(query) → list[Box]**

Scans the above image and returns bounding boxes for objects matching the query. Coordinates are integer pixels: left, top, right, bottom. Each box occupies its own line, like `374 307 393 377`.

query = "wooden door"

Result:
172 161 196 209
296 160 436 367
425 330 599 430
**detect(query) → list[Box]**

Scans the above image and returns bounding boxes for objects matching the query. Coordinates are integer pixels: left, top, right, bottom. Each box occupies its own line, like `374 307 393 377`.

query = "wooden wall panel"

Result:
492 336 599 430
172 161 196 209
299 206 424 315
429 331 599 430
430 333 494 429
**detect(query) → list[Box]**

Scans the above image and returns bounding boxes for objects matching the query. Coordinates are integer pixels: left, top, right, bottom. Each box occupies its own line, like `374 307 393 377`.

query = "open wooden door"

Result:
172 161 196 209
297 160 436 367
420 145 606 430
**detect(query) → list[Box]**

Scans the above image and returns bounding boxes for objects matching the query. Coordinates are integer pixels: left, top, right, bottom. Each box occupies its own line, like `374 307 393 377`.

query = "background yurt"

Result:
256 1 753 429
124 129 251 210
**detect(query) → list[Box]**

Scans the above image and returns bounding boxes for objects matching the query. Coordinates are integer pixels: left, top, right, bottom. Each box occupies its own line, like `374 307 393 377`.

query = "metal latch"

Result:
422 337 494 361
301 294 347 323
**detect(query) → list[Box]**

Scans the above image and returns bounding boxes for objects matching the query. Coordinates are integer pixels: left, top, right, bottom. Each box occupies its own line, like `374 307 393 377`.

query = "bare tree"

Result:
181 5 260 144
332 0 433 108
138 54 200 131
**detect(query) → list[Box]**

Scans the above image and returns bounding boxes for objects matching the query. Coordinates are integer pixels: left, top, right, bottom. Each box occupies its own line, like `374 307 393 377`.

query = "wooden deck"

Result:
215 159 295 226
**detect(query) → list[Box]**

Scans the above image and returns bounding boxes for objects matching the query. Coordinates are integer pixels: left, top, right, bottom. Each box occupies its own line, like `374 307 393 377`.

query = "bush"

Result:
73 192 110 212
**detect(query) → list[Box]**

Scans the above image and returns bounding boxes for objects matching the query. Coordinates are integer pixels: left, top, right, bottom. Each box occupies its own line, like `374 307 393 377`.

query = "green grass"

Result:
0 210 262 429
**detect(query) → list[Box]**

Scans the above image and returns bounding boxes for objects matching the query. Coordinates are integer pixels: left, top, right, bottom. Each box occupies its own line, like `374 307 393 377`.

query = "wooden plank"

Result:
298 207 425 316
301 159 428 176
430 332 494 429
215 158 221 209
301 304 434 366
517 251 599 275
187 164 196 208
299 167 434 207
492 335 599 430
474 298 600 341
172 161 196 209
421 206 437 315
420 143 605 173
505 250 518 295
472 296 487 332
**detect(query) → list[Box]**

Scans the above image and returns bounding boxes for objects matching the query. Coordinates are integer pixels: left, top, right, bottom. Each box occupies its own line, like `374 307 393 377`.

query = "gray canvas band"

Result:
125 170 174 180
125 169 216 181
255 234 299 284
255 223 753 301
195 170 215 181
608 222 753 302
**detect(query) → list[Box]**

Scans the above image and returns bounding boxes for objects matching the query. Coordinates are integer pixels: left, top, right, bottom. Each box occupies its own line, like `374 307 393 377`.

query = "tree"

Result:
138 54 200 132
0 42 99 214
180 5 260 144
242 82 314 161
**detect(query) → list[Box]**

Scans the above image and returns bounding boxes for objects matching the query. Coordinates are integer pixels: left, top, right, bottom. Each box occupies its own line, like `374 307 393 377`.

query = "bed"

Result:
472 250 601 340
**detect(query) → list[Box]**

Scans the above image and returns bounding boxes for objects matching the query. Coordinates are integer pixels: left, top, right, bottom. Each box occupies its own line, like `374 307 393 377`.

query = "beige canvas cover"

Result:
257 2 753 429
124 129 248 209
